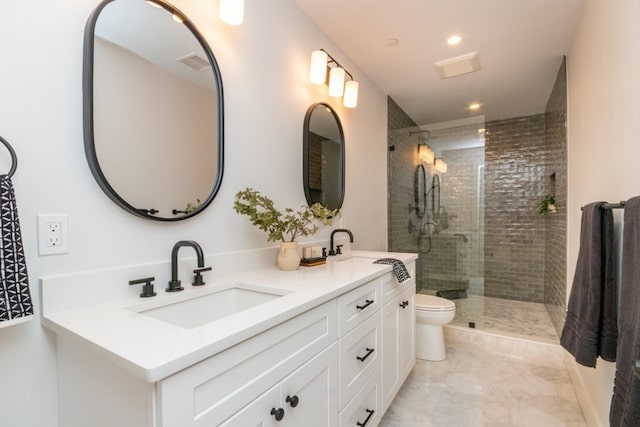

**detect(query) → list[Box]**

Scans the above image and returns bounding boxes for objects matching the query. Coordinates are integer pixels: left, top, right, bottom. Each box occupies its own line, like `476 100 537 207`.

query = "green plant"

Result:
233 188 340 242
536 194 557 215
184 198 202 214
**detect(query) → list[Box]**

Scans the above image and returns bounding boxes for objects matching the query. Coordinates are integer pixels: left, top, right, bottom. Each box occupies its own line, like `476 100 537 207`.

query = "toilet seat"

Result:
415 294 455 311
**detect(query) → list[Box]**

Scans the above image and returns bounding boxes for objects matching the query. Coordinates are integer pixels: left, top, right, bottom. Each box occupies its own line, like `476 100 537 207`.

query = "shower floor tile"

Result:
419 291 559 342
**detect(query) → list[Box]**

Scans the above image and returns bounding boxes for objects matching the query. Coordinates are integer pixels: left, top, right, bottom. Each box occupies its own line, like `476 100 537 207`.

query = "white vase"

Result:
277 241 300 271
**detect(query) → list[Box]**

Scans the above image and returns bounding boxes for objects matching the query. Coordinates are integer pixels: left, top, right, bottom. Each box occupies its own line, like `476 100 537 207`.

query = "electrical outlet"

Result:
37 214 69 255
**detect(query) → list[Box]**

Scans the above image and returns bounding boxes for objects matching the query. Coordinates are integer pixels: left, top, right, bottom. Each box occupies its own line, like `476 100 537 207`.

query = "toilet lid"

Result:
415 294 456 311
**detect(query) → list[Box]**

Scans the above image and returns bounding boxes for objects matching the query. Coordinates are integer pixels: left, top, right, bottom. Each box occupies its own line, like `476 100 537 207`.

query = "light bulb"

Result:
220 0 244 25
419 145 434 164
328 67 345 97
309 50 328 84
343 80 359 108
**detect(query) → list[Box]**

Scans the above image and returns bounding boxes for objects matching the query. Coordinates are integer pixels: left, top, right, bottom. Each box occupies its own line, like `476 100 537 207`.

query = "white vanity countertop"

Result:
41 250 416 382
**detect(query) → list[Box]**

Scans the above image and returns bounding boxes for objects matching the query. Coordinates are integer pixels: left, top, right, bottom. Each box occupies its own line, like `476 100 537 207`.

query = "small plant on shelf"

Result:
536 194 557 215
233 188 339 242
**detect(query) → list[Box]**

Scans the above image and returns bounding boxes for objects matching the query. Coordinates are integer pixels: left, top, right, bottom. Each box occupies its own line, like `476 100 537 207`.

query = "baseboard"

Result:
562 351 604 427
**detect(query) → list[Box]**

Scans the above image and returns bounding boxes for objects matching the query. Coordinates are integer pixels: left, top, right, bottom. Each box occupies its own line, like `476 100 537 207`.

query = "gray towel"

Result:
560 201 617 367
610 196 640 426
0 175 32 324
374 258 411 283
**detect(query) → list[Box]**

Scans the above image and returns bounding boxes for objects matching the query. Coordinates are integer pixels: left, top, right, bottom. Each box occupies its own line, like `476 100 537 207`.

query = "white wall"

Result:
0 1 388 426
566 0 640 424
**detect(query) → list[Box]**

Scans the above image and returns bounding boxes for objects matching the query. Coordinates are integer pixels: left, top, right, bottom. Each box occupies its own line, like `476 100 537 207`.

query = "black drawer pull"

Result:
356 409 375 427
357 347 375 362
270 407 285 421
399 300 409 308
356 299 374 311
285 395 299 408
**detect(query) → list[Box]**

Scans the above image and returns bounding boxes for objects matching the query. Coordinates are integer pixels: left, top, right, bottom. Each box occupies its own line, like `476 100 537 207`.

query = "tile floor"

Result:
421 291 560 342
380 293 586 426
380 326 586 427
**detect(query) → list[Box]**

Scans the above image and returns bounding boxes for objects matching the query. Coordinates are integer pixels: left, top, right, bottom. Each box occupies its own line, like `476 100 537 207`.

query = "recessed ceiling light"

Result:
447 35 462 45
468 102 481 110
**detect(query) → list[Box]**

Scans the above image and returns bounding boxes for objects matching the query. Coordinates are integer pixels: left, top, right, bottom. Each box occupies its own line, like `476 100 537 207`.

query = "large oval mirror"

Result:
83 0 224 221
415 164 427 219
303 103 345 210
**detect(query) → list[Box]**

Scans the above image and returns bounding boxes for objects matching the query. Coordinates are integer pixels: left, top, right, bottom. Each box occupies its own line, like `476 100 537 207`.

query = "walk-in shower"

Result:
388 99 567 342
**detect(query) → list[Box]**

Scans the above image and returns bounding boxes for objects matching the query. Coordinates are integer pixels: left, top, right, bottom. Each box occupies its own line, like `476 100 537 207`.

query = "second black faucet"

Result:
328 229 354 256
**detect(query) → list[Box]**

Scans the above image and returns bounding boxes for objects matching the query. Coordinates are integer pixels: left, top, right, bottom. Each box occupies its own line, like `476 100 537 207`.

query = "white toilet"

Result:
415 294 456 361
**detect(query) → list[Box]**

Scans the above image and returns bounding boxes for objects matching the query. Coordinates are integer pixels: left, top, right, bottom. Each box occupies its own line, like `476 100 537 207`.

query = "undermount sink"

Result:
133 283 289 329
336 255 379 264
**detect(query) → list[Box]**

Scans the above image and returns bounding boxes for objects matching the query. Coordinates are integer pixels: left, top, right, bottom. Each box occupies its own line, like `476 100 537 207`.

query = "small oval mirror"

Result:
415 164 427 218
83 0 224 221
303 103 345 210
431 173 441 218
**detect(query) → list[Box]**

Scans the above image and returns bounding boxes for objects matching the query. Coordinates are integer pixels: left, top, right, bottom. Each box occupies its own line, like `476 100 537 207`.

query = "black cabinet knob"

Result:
270 407 285 421
285 395 299 408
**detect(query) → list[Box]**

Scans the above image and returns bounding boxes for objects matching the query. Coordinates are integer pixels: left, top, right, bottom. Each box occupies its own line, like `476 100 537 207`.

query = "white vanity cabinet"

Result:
49 254 417 427
220 343 338 427
158 301 338 426
381 264 416 413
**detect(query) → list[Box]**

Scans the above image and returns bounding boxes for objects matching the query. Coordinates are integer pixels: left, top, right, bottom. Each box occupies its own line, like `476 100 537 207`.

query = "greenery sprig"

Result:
234 188 340 242
536 194 557 215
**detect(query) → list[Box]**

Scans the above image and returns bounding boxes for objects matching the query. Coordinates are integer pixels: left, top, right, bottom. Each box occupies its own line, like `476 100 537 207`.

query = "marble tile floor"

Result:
380 327 586 427
419 291 560 342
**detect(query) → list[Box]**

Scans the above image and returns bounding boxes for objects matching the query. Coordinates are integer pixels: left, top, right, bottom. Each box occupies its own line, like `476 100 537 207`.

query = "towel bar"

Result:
0 136 17 178
580 201 626 211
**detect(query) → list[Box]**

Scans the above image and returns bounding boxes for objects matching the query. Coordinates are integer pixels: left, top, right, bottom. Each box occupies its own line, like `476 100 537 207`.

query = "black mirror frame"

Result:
302 103 345 210
82 0 224 221
415 164 427 219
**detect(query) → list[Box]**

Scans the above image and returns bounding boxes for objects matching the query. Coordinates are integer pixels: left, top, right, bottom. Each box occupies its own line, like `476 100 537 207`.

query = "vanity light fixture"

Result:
309 49 359 108
219 0 244 26
418 144 435 164
435 158 448 174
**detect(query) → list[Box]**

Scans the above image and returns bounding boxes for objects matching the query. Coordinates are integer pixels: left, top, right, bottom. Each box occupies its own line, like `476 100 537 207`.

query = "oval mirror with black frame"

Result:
303 103 345 210
431 173 441 218
83 0 224 221
414 164 427 219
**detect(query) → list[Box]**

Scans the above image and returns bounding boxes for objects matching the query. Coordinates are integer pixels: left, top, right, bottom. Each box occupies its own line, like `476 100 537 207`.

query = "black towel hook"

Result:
0 136 17 178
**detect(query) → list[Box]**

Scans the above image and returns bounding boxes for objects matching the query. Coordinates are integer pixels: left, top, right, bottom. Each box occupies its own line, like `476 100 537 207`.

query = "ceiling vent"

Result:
434 52 480 79
177 53 211 71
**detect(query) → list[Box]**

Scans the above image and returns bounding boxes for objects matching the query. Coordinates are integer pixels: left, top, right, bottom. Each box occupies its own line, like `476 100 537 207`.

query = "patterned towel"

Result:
374 258 411 283
0 175 32 326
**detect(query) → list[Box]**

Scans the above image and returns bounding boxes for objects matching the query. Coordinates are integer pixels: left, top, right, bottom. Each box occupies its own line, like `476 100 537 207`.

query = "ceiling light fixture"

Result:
309 49 359 108
447 35 461 45
219 0 244 25
468 102 481 110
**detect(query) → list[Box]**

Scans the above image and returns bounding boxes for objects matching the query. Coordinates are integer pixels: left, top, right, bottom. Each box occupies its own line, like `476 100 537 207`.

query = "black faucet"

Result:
166 240 211 292
328 229 354 256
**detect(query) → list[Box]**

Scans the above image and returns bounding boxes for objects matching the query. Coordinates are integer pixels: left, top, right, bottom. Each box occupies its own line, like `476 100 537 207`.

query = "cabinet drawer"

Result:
339 369 381 427
381 261 415 304
158 300 337 427
338 278 381 336
338 312 381 409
